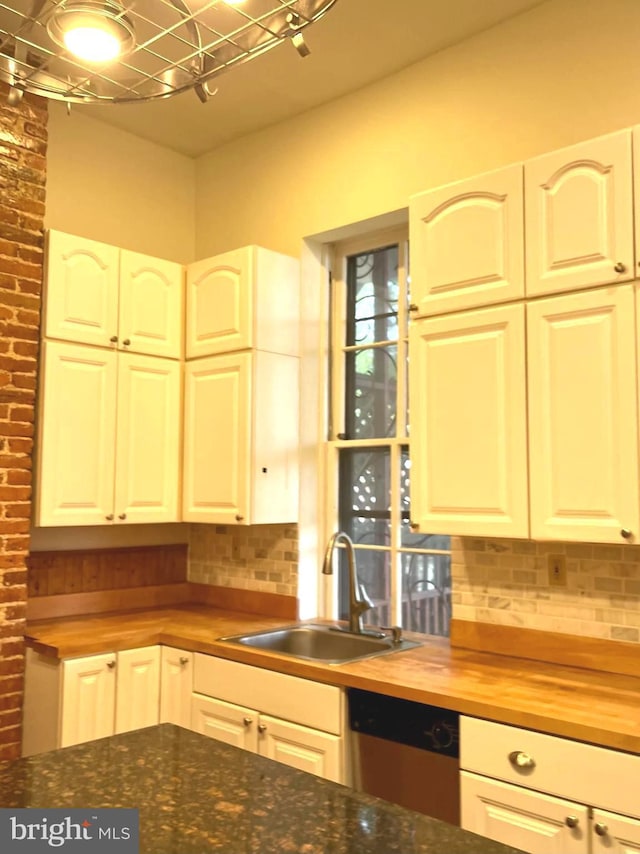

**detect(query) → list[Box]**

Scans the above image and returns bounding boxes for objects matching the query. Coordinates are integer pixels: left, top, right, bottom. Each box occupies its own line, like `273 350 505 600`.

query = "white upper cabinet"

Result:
35 341 181 527
409 164 525 316
527 285 639 543
44 230 119 349
186 245 299 359
409 303 528 538
525 130 634 297
45 230 183 358
183 350 299 525
36 340 118 527
118 250 184 358
113 353 181 524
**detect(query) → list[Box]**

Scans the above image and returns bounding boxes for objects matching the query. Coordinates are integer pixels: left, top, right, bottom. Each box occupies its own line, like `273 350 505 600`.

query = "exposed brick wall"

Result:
0 82 47 759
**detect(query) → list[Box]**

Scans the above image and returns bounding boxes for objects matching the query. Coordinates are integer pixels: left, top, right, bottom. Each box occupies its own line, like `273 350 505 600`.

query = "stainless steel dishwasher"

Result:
348 688 460 826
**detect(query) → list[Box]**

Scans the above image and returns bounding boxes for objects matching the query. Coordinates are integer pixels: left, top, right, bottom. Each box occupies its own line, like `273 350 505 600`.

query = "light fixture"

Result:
0 0 339 105
46 1 135 64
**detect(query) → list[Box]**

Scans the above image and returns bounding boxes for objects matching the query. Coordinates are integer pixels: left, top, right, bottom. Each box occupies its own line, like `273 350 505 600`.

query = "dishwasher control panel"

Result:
348 688 460 758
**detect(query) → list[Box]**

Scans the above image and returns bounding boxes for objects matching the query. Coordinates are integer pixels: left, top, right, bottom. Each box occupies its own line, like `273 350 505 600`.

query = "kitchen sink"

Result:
217 623 421 664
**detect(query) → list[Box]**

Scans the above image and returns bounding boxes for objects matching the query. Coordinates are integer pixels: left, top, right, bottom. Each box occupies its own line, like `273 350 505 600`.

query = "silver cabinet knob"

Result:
105 514 114 521
118 513 127 520
106 660 116 669
594 823 608 837
179 657 189 666
565 816 579 829
243 716 253 727
508 750 536 769
621 528 633 539
257 723 267 734
109 335 118 343
614 262 627 273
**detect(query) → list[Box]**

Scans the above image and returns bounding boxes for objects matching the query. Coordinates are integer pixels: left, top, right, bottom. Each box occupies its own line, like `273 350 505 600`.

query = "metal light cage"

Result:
0 0 338 104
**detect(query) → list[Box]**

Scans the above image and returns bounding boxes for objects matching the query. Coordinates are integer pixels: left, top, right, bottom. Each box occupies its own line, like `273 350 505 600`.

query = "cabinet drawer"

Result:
193 654 343 735
461 716 640 819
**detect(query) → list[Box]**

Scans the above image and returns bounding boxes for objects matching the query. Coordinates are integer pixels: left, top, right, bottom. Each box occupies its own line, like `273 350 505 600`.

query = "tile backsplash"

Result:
188 523 298 597
452 536 640 643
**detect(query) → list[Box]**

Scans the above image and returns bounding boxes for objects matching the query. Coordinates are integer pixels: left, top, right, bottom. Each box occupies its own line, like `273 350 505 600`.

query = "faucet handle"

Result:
381 625 403 644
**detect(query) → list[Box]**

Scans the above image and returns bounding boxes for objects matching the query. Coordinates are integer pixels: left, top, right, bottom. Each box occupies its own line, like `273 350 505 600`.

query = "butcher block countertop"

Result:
25 604 640 755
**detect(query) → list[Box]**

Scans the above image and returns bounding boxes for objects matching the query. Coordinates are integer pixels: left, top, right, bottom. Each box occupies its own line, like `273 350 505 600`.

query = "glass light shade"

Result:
63 25 121 62
47 2 135 64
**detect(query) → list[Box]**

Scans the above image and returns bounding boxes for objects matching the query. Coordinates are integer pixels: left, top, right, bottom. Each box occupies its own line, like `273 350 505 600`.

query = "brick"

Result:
0 421 34 438
0 738 21 761
0 555 25 568
3 501 31 518
0 655 24 680
0 709 23 729
0 453 32 469
0 693 22 712
0 586 26 604
2 324 39 343
2 604 26 621
0 570 28 586
5 471 31 487
2 536 31 553
0 291 39 312
12 342 38 358
6 437 34 453
9 405 34 422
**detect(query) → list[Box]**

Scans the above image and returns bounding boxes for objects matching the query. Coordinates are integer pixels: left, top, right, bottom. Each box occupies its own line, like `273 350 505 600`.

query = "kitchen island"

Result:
0 723 522 854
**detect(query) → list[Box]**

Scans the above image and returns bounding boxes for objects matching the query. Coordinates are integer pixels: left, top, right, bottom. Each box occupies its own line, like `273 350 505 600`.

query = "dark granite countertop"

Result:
0 724 523 854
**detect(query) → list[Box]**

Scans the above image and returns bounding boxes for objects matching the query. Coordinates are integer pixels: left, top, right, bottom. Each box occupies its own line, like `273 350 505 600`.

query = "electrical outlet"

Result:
548 554 567 586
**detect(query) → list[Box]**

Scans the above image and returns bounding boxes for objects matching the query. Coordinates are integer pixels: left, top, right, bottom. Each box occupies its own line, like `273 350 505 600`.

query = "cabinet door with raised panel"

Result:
61 653 116 748
186 247 251 359
115 646 160 734
114 353 181 524
160 648 192 729
44 230 120 348
258 715 343 784
409 304 528 538
525 130 634 297
191 694 258 752
527 285 639 543
592 808 640 853
461 771 588 854
119 250 183 359
410 164 524 316
182 352 250 524
36 341 117 527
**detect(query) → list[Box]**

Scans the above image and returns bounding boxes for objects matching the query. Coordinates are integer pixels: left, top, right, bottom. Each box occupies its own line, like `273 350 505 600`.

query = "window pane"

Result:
337 547 390 628
347 246 399 346
345 345 397 439
339 448 390 546
401 552 451 637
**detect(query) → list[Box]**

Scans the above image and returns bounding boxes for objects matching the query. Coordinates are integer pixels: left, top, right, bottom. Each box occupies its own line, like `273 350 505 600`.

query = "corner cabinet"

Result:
409 164 525 316
182 350 299 524
22 646 161 756
45 230 184 359
186 245 299 359
35 340 181 526
408 303 528 538
460 716 640 854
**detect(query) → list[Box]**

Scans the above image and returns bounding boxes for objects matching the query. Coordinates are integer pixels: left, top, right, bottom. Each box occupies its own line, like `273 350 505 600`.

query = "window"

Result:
327 229 451 636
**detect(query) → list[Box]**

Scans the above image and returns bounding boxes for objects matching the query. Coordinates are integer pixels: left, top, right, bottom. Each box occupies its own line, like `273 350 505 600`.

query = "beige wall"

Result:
45 104 196 265
194 0 640 258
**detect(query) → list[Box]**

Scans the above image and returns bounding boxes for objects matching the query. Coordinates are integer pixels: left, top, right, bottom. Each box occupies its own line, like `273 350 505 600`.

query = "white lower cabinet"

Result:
191 654 346 784
22 646 161 756
460 716 640 854
159 647 193 728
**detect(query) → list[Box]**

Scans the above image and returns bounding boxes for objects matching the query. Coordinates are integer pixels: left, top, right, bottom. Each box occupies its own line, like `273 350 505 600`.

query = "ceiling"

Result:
69 0 545 158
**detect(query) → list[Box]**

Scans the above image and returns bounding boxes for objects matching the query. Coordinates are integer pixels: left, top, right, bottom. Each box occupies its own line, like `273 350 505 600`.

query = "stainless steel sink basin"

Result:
218 623 421 664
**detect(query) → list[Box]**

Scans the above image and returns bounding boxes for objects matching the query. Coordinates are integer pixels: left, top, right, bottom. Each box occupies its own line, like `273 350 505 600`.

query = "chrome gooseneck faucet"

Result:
322 531 374 634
